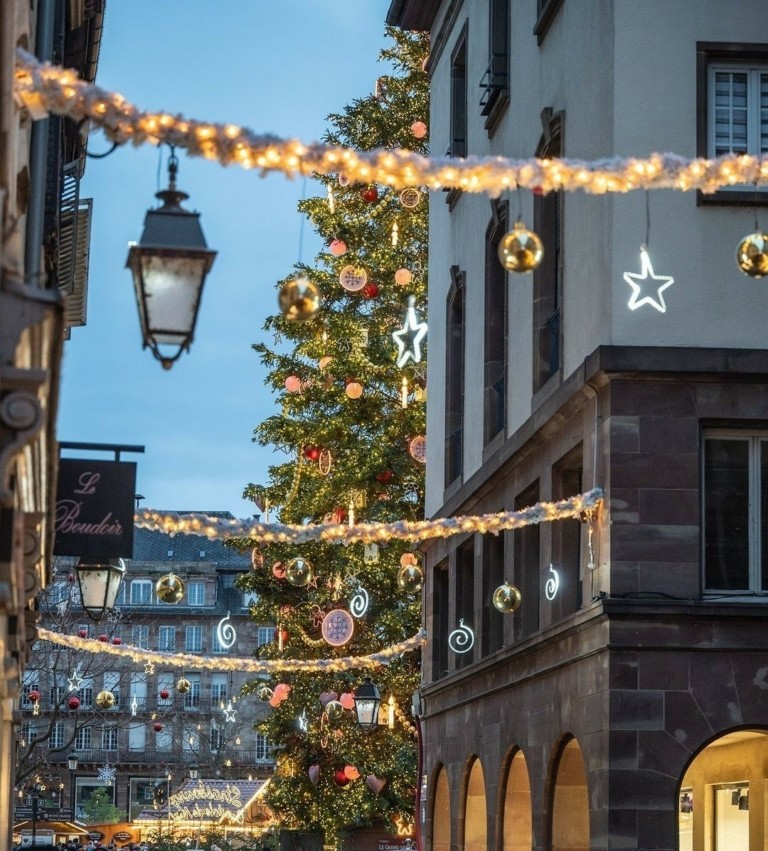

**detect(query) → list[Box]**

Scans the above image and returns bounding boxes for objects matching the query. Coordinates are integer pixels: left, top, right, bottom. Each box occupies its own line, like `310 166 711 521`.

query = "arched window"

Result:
500 748 533 851
461 758 487 851
549 737 589 851
431 766 451 851
485 200 508 444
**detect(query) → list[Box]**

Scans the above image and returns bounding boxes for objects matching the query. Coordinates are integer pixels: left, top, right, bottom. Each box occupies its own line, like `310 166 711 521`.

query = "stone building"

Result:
388 1 768 849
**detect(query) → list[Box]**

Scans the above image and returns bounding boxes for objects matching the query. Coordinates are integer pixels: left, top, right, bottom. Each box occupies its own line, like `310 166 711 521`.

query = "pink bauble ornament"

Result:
308 764 321 785
394 268 413 286
345 379 363 400
273 683 291 698
268 695 282 708
272 562 286 580
411 120 427 139
284 375 302 393
340 692 356 710
329 239 347 256
98 634 109 642
344 764 360 781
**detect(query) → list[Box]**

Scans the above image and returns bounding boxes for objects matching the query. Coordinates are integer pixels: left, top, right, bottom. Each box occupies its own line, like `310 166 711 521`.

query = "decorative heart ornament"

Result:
308 764 321 785
366 774 387 794
319 691 339 707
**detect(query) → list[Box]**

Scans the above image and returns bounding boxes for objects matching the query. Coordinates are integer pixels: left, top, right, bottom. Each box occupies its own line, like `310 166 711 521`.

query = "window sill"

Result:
445 187 463 210
482 427 505 465
484 91 509 136
533 0 565 46
697 188 768 207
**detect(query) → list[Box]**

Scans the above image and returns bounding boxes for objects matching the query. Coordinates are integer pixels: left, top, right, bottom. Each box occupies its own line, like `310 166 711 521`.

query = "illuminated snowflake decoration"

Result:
56 601 69 616
97 765 116 786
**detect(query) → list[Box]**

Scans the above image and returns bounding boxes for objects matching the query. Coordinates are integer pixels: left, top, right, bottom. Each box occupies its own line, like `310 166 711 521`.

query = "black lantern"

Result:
353 677 381 732
67 753 78 818
189 764 199 781
74 558 125 621
126 149 216 369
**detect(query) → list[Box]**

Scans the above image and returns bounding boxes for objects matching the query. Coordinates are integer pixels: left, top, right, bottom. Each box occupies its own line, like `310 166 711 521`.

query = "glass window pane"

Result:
761 441 768 590
704 439 750 590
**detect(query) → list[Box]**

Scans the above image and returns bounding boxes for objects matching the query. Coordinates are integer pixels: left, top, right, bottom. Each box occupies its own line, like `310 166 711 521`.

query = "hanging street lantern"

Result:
126 148 216 369
353 677 382 733
74 558 126 621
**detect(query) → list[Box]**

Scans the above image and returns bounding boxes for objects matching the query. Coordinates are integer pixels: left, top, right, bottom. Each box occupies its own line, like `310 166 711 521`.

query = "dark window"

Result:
455 540 475 669
703 431 768 592
533 0 565 44
697 43 768 205
515 482 540 638
485 202 508 443
432 561 450 680
533 109 564 392
480 0 509 130
445 267 465 487
551 446 583 620
450 30 468 157
482 532 506 656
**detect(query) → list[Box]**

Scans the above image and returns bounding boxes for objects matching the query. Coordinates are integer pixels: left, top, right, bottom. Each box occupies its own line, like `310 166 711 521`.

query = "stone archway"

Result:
550 737 589 851
430 766 451 851
500 748 532 851
462 757 487 851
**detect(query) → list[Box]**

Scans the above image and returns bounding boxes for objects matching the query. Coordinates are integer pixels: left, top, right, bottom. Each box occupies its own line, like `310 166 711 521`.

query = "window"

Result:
515 482 541 638
703 431 768 593
255 734 272 763
130 580 153 605
79 677 94 710
49 677 66 709
187 581 205 606
20 722 37 746
257 626 273 647
432 560 450 680
132 625 149 649
481 532 505 656
480 0 509 129
450 28 467 158
21 672 39 709
183 673 201 709
456 540 475 669
115 582 126 606
533 109 564 391
103 672 121 709
75 726 92 750
185 626 203 653
211 674 228 703
183 730 200 753
49 721 64 749
445 267 465 487
158 626 176 652
551 447 584 620
212 625 230 653
484 201 508 444
243 590 259 609
156 726 172 751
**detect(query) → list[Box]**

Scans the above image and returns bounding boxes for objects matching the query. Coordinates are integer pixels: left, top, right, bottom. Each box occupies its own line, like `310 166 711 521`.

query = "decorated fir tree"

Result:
236 28 429 847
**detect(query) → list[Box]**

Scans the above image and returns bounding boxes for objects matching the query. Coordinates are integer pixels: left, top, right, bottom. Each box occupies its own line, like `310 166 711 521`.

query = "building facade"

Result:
389 1 768 849
2 1 102 848
16 517 274 833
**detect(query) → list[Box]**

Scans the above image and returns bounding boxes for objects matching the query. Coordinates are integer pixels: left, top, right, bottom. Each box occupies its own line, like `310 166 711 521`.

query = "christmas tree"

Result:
237 27 429 848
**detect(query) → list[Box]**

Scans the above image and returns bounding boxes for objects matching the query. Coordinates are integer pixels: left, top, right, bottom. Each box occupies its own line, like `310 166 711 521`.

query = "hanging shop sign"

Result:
54 459 136 558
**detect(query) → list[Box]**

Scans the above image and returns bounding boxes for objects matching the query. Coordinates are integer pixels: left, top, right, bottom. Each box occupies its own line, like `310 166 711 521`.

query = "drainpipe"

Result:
24 0 56 288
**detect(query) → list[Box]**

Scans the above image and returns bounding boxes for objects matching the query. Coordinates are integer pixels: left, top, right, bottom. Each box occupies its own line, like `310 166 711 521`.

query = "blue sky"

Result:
57 2 393 517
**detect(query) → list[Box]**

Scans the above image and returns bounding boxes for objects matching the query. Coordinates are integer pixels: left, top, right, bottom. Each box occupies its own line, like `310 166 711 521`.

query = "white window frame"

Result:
707 62 768 158
255 733 272 763
75 726 92 750
132 625 150 649
102 726 118 751
130 579 153 605
703 429 768 594
187 581 205 606
158 626 176 651
48 721 64 749
257 627 273 647
185 626 203 653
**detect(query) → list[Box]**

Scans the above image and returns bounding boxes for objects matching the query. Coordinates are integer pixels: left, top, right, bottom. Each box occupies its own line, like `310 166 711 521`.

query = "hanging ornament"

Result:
366 774 387 794
67 696 81 710
397 564 424 593
411 120 428 139
363 542 380 563
216 612 237 649
303 445 321 461
393 296 428 368
153 722 163 732
98 634 109 642
222 699 237 722
327 185 335 214
325 700 345 721
448 618 475 654
345 378 363 399
329 239 348 256
391 222 399 247
334 768 351 786
159 689 170 700
497 220 544 273
399 188 422 209
285 557 314 587
321 608 355 646
78 628 88 638
736 231 768 278
273 683 292 701
375 470 393 484
279 277 320 322
257 685 274 702
251 547 264 569
349 585 370 617
308 764 321 785
297 708 309 732
408 435 427 464
394 267 413 286
67 668 84 692
274 625 289 649
112 636 122 645
361 186 379 203
130 694 138 716
339 265 368 292
318 448 333 476
96 690 116 710
284 375 302 393
344 764 360 781
340 692 356 710
623 246 674 312
318 355 333 370
272 561 286 580
362 281 379 299
29 689 40 715
544 564 560 601
176 677 191 694
319 691 339 707
156 572 185 603
337 173 350 187
97 765 116 786
492 582 522 613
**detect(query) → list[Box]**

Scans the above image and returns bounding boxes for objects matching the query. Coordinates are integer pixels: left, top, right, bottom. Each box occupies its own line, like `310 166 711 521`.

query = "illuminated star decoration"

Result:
623 246 674 313
144 662 155 675
297 708 309 733
130 694 138 717
222 699 237 723
392 296 427 368
67 668 84 692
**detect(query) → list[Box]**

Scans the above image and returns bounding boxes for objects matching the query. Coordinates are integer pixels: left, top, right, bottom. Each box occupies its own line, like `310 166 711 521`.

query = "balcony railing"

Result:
45 747 274 767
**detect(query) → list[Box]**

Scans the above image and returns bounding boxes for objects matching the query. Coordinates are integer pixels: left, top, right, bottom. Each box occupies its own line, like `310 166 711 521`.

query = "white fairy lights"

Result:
13 50 768 198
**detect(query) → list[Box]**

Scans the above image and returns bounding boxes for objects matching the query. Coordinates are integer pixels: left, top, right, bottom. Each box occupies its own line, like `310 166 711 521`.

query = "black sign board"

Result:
54 459 136 559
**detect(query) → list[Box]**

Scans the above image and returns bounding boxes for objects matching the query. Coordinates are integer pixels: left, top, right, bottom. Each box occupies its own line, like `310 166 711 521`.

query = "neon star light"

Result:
222 699 237 722
67 668 84 692
393 296 427 368
623 247 674 312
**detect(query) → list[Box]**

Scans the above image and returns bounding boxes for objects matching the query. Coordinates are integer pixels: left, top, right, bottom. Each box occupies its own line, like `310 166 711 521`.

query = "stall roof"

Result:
136 779 270 825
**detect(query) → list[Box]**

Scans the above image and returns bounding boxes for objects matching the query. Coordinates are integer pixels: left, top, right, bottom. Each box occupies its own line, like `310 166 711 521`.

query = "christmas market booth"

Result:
13 819 90 846
135 779 273 841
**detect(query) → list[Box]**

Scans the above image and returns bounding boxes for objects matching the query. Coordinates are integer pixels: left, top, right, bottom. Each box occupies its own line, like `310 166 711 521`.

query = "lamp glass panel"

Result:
139 254 208 340
355 697 378 727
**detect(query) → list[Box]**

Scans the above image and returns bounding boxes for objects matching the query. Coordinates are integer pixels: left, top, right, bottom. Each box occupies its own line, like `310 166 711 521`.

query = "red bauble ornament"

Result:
159 690 170 700
375 470 393 483
112 637 122 645
360 186 378 203
67 574 76 583
67 696 81 710
153 722 163 733
28 690 40 703
78 629 88 638
362 282 379 299
334 769 351 787
98 634 108 642
304 445 321 461
532 186 544 196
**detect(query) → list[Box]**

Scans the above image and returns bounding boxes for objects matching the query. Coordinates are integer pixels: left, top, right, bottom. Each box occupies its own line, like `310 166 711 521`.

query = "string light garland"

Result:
13 50 768 197
36 626 427 673
135 487 603 545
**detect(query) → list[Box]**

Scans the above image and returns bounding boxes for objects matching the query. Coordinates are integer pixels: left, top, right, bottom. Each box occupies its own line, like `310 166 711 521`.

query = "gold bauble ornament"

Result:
156 572 185 603
176 677 191 694
397 564 424 593
736 231 768 278
497 220 544 273
325 699 344 721
285 557 313 587
492 582 523 614
279 277 320 321
257 685 274 702
95 689 115 710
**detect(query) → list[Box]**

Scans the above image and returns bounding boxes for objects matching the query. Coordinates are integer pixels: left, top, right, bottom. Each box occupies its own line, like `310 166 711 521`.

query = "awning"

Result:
14 820 90 835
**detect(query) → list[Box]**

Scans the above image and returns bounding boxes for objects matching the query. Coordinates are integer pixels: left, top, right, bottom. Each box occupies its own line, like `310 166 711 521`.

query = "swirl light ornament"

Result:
448 619 475 654
349 586 370 618
544 564 560 601
216 611 237 650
